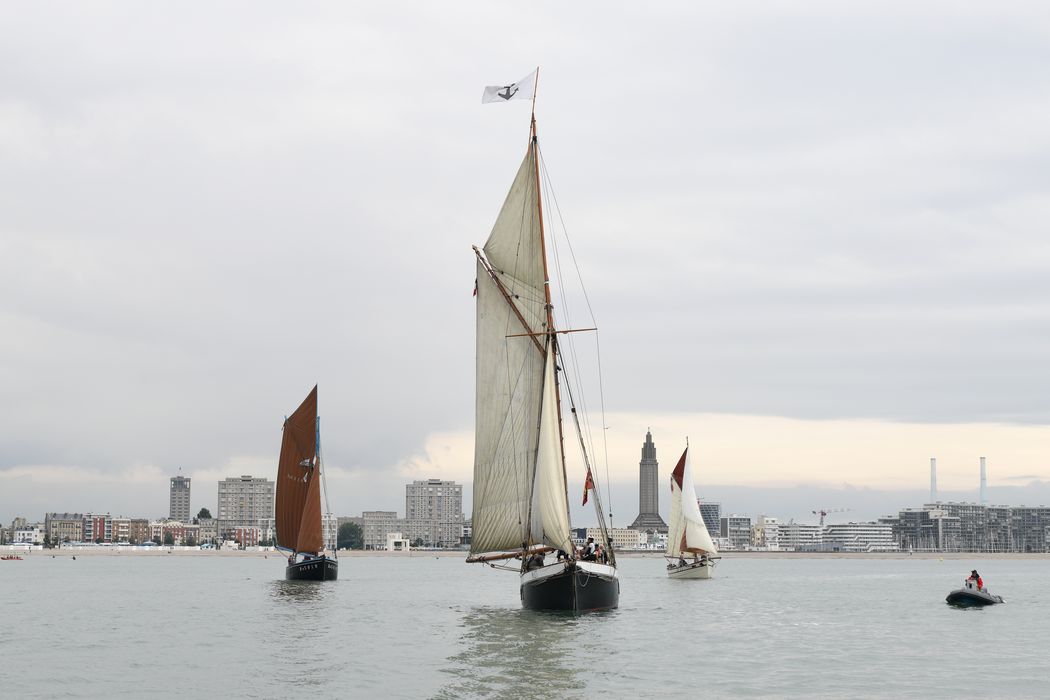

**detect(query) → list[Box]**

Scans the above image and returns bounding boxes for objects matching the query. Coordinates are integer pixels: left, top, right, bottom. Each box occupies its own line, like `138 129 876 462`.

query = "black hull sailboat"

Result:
286 554 338 581
520 561 619 612
466 70 619 612
274 386 338 582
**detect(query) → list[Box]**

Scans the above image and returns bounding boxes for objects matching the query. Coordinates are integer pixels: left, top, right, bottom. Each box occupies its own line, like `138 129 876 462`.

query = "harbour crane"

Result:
812 508 850 527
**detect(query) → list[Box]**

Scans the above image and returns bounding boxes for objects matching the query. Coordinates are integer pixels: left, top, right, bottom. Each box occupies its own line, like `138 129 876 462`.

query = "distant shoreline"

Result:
5 547 1048 560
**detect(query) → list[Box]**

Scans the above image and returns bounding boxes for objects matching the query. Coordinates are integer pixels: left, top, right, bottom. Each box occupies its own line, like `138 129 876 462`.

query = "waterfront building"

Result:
877 514 900 548
149 520 200 545
258 517 275 543
720 515 752 549
83 513 113 543
386 532 410 551
699 502 722 538
129 518 150 545
231 526 259 547
45 513 84 544
1009 506 1050 552
197 517 218 545
362 511 406 550
985 506 1012 552
629 430 668 532
775 522 823 551
923 502 988 551
170 476 192 523
751 516 780 550
111 517 131 544
586 527 642 551
822 522 898 552
890 502 1050 553
404 479 464 547
216 475 274 535
13 525 43 544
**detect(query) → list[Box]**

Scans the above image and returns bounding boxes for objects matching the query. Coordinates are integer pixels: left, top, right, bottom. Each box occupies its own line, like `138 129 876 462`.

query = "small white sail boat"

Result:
465 76 619 611
666 444 719 579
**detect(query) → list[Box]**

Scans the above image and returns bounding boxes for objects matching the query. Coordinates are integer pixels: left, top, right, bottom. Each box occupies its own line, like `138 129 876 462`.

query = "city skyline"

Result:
5 445 1048 532
3 4 1049 526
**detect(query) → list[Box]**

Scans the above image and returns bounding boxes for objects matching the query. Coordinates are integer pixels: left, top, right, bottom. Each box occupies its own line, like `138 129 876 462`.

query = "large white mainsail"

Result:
667 447 718 557
472 142 568 555
529 340 573 553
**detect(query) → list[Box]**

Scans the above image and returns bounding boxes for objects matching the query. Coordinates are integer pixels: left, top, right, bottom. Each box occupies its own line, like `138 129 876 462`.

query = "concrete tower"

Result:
169 475 191 523
929 457 938 503
628 430 667 532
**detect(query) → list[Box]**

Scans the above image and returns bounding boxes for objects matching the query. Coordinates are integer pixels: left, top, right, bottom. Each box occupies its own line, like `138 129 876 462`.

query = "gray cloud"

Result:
2 3 1049 522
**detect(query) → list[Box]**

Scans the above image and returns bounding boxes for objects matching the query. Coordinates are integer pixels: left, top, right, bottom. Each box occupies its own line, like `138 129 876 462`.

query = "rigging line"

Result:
538 150 604 499
539 150 613 522
535 148 612 556
317 418 335 559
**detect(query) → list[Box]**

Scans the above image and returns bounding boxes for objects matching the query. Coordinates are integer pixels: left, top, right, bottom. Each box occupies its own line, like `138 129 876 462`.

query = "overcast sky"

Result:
2 2 1049 527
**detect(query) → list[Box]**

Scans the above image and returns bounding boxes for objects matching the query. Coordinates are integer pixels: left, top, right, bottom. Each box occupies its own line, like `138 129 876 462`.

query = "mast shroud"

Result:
275 386 324 555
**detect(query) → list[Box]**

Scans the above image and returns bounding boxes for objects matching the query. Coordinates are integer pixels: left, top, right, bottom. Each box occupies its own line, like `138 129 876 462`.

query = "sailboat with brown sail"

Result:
466 71 619 611
666 443 719 579
275 385 337 581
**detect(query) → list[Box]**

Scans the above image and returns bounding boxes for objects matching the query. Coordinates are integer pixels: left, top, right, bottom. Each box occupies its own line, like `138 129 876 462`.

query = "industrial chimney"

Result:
980 456 987 505
930 457 938 504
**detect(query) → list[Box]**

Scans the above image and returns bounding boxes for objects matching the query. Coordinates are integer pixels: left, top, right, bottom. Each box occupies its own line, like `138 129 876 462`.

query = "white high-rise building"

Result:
405 479 464 548
216 475 274 536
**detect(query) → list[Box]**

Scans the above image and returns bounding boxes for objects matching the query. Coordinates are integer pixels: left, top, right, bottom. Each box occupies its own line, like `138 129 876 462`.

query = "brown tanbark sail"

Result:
275 386 324 555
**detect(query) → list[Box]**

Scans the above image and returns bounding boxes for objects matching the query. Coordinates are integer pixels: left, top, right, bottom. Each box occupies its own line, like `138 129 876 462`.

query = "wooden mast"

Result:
528 70 574 550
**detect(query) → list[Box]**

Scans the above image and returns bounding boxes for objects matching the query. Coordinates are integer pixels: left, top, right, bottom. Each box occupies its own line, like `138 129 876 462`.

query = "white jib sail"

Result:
471 145 549 555
667 448 717 557
529 341 573 553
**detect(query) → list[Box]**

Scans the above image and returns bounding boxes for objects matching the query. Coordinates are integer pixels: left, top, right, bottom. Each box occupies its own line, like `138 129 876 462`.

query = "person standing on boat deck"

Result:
583 537 597 561
968 570 984 590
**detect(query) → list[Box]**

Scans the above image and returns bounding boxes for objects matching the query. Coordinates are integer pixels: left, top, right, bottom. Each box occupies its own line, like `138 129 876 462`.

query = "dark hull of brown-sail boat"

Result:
520 561 618 611
285 555 338 581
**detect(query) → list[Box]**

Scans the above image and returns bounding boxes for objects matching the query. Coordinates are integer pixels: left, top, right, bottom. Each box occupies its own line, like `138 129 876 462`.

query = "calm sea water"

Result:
1 554 1047 698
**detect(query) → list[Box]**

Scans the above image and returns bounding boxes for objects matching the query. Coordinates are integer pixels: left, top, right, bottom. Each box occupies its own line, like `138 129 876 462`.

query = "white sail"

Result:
529 342 574 553
471 145 551 555
666 447 717 557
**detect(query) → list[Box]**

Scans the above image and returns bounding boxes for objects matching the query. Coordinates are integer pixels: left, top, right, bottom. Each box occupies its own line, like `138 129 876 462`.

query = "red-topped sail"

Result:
275 386 324 555
671 447 686 490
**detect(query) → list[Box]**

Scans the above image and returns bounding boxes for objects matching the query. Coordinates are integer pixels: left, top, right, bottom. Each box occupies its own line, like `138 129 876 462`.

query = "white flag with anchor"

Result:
481 70 537 104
